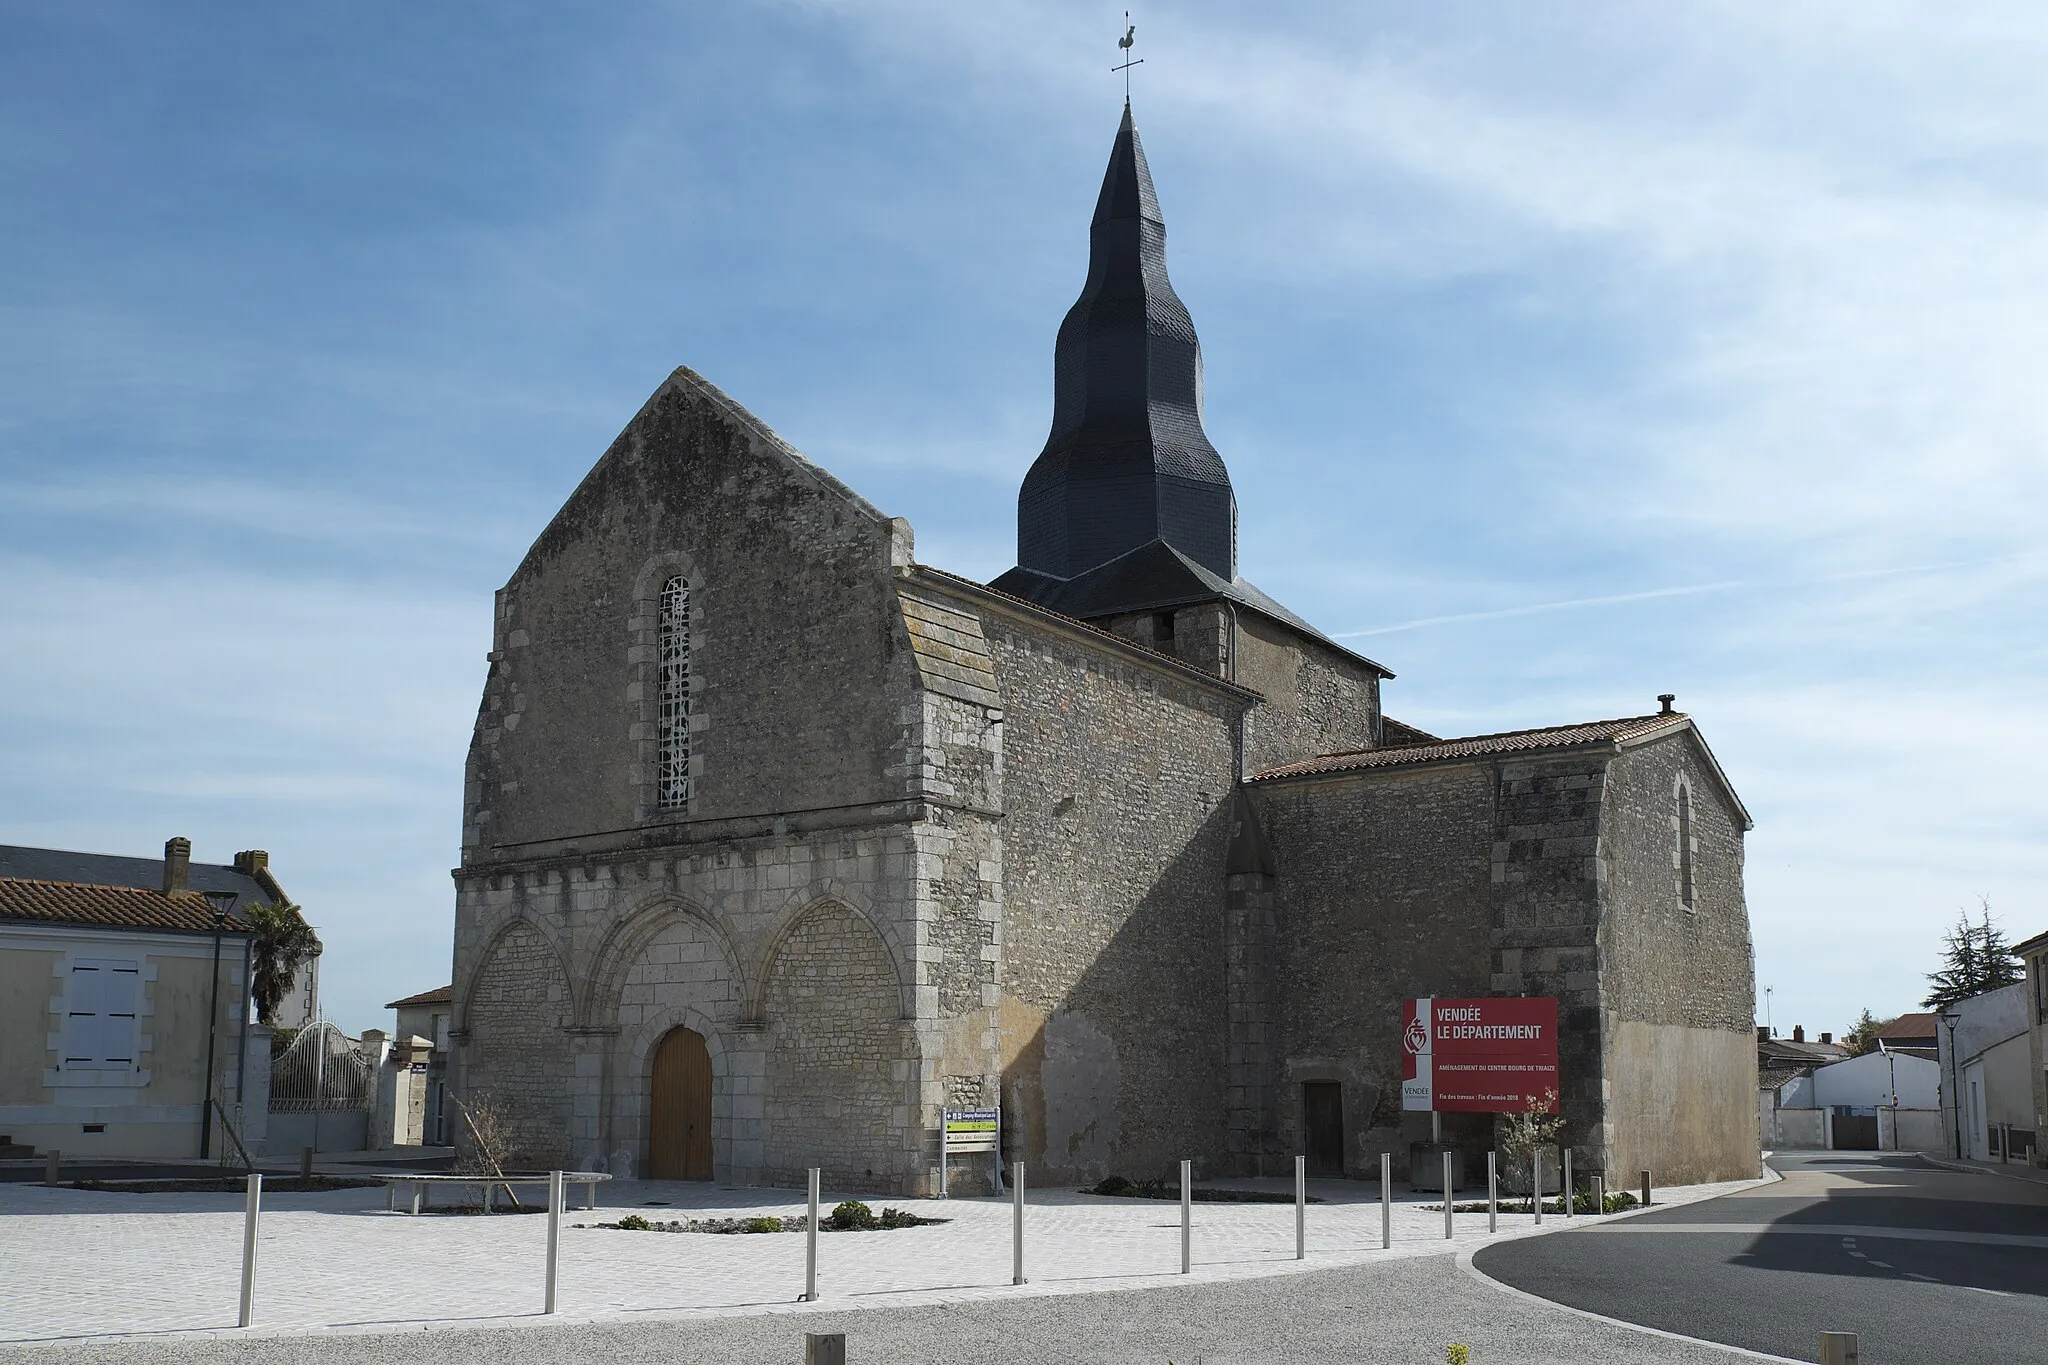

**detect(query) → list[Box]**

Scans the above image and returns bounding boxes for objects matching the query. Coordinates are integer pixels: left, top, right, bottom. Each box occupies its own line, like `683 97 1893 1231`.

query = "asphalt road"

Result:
1473 1151 2048 1363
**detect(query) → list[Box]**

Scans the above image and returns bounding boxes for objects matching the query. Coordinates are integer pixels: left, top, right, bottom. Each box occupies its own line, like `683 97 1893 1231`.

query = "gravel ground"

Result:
4 1251 1766 1365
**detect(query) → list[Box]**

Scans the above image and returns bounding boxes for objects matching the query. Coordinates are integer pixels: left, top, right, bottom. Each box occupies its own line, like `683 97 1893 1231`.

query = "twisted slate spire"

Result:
1015 105 1237 583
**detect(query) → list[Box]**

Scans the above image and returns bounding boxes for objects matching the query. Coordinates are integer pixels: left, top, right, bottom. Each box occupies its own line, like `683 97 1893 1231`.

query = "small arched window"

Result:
1676 781 1696 910
655 575 691 809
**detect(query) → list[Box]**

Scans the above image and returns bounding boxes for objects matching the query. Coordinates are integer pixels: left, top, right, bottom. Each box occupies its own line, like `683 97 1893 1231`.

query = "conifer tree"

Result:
1922 898 2021 1010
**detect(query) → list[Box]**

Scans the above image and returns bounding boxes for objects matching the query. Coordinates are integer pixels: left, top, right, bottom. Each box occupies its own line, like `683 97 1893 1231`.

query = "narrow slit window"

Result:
656 575 691 810
1677 783 1696 910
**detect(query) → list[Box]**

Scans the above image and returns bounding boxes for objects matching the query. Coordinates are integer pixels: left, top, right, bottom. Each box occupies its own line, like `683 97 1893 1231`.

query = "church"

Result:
448 106 1759 1193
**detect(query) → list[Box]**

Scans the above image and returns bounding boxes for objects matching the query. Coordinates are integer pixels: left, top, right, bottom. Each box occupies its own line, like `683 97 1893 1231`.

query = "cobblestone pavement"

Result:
0 1171 1766 1354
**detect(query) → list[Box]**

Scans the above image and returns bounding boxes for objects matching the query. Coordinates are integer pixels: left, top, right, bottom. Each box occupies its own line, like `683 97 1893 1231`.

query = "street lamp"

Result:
1938 1008 1963 1159
200 890 239 1160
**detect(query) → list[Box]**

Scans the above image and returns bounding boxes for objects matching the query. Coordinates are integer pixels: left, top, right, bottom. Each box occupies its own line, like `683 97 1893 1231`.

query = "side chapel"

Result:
449 106 1759 1192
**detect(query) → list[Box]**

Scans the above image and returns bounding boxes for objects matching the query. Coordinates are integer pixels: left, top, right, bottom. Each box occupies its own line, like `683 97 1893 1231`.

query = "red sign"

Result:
1401 997 1559 1114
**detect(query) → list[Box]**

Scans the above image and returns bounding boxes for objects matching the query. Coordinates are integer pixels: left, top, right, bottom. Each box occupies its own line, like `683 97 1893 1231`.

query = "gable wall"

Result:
1597 731 1758 1183
465 370 907 859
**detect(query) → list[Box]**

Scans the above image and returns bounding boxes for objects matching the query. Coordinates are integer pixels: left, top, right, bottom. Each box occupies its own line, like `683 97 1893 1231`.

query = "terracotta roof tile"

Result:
0 877 254 934
385 985 453 1009
1251 713 1690 782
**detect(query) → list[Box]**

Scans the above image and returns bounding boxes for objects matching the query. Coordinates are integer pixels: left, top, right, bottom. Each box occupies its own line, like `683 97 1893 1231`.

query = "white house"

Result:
1936 982 2034 1162
1764 1049 1942 1153
1812 1049 1940 1112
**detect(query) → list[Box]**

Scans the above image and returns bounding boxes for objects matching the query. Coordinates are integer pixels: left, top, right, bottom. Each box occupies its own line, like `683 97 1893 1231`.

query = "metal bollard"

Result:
1012 1161 1026 1285
1534 1150 1544 1225
1819 1331 1859 1365
44 1149 59 1187
1379 1152 1391 1249
805 1332 848 1365
1640 1169 1652 1207
802 1167 820 1301
544 1169 563 1314
238 1173 262 1327
1562 1147 1574 1217
1294 1154 1306 1260
1442 1152 1454 1239
1179 1159 1192 1273
1592 1174 1605 1217
1487 1150 1497 1234
299 1147 313 1181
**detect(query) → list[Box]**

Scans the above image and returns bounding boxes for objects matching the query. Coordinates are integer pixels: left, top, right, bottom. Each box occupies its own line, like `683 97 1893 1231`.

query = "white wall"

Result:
1939 984 2032 1161
1813 1050 1939 1111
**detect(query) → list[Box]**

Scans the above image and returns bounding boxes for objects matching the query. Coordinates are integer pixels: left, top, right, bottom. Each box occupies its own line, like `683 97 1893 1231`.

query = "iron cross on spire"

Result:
1113 12 1143 103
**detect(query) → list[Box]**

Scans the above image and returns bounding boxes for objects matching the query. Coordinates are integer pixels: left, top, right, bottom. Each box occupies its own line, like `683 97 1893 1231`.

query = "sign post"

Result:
940 1108 1000 1197
1403 996 1559 1203
1403 997 1560 1115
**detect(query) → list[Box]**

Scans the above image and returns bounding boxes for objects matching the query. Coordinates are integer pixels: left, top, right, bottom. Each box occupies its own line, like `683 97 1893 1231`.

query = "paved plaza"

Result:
0 1167 1771 1359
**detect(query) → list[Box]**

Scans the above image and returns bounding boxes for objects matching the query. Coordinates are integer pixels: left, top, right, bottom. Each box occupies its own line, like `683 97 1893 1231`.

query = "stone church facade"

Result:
449 107 1758 1193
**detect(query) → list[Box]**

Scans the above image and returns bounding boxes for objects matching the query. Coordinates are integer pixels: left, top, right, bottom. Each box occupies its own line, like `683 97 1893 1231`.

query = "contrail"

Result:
1334 581 1748 638
1332 557 2009 639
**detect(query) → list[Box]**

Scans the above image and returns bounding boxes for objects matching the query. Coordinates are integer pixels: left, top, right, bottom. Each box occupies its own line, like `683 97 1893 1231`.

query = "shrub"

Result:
616 1214 653 1231
1091 1175 1133 1196
1447 1345 1470 1365
878 1207 928 1229
743 1216 783 1233
827 1199 877 1230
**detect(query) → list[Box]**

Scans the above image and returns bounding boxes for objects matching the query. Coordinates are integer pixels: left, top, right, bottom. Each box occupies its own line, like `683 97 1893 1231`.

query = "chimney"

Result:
234 850 269 875
1820 1032 1833 1045
1792 1025 1806 1043
162 837 191 895
1756 1025 1770 1044
1658 693 1677 715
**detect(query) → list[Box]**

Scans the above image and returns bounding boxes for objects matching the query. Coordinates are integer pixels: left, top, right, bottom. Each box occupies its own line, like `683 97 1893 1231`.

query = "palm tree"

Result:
244 900 321 1024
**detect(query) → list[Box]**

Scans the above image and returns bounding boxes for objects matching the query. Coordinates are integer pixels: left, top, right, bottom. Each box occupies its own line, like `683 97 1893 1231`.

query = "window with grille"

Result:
63 959 140 1072
656 574 691 809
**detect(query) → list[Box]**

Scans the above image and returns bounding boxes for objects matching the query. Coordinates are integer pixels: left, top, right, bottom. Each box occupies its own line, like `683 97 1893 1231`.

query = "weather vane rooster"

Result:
1114 11 1143 102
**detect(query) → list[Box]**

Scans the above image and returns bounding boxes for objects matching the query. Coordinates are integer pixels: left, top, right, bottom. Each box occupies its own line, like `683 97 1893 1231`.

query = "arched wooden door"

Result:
649 1026 713 1180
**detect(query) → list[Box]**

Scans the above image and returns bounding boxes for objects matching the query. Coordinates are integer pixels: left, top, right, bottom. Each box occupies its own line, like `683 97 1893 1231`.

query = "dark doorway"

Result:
1831 1114 1879 1151
649 1026 714 1180
1303 1081 1345 1177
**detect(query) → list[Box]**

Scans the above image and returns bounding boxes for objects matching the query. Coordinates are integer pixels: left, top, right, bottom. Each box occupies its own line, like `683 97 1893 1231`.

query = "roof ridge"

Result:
1250 712 1694 783
909 564 1263 700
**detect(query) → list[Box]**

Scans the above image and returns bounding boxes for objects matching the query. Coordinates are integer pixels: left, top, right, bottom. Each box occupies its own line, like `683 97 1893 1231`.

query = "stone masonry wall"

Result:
762 901 914 1191
1597 730 1758 1183
1231 614 1382 775
981 607 1247 1186
1248 761 1499 1177
462 920 574 1166
1485 752 1611 1171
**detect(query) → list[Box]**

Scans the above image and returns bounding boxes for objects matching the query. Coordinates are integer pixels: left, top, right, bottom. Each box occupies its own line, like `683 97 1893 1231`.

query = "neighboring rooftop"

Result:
0 877 252 935
1251 713 1692 782
0 843 282 913
1876 1012 1940 1044
385 985 454 1010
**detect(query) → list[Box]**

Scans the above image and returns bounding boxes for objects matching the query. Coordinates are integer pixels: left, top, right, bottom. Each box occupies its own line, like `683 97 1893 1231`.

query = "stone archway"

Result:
648 1026 714 1180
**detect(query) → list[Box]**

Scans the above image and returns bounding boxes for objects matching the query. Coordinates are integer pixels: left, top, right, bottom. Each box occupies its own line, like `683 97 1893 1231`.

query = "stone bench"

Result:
375 1171 611 1215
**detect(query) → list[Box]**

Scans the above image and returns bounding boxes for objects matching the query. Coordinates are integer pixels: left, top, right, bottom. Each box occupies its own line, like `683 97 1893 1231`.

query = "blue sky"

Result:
4 2 2043 1041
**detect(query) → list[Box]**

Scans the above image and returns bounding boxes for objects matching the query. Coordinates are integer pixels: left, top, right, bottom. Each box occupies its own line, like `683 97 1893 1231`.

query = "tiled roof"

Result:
385 985 453 1009
0 877 253 934
0 844 277 913
1251 713 1690 782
